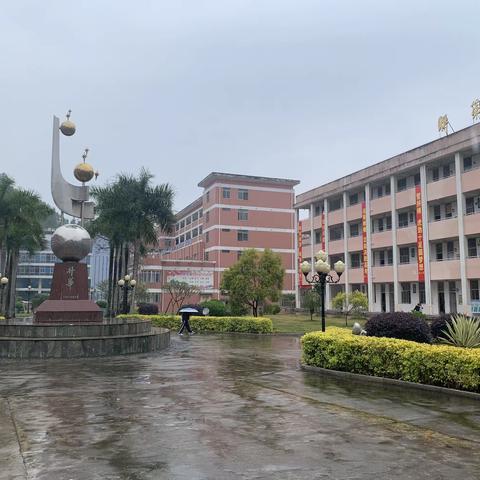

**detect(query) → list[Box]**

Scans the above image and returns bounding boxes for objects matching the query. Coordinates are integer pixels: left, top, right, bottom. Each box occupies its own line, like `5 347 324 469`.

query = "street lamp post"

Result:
118 275 137 314
301 250 345 332
0 276 8 317
27 285 32 314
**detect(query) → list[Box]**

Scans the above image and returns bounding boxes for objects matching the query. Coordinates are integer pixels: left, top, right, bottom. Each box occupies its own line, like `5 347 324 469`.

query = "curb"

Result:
301 364 480 400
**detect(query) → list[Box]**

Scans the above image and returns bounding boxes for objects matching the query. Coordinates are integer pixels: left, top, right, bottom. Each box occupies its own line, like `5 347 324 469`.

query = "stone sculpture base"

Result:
34 262 102 324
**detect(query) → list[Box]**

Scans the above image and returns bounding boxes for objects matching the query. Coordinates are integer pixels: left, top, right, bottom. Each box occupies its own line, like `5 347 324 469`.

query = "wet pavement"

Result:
0 334 479 480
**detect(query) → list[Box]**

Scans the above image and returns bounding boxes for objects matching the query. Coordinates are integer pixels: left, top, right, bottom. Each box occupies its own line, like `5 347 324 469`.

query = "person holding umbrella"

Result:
177 305 209 336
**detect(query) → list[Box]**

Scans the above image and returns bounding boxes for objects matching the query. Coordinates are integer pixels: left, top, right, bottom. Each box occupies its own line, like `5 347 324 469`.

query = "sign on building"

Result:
165 269 214 290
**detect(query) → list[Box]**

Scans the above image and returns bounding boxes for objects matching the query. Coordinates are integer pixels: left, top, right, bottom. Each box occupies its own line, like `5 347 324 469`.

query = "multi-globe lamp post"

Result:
301 250 345 332
118 275 137 314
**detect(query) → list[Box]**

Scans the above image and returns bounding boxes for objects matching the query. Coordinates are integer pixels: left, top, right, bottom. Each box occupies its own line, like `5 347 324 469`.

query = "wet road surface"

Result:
0 334 479 479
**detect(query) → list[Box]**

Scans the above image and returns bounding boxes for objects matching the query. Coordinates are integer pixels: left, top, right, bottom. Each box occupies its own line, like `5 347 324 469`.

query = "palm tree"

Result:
89 168 175 315
0 183 53 317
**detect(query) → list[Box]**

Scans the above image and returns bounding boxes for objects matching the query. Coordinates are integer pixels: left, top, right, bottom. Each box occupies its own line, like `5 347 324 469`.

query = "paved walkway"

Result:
0 335 479 479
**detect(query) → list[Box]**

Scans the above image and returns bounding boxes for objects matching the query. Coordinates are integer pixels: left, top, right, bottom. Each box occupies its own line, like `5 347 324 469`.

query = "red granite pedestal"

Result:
34 262 103 324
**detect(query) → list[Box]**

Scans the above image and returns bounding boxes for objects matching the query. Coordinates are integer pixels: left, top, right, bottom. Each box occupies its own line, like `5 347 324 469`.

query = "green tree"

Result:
89 168 175 315
163 280 199 313
332 290 368 326
304 289 320 320
221 248 284 317
0 178 53 318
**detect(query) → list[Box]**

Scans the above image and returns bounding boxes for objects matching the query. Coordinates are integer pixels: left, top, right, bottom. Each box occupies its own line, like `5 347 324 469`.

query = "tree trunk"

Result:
130 240 141 313
106 242 115 317
5 249 18 318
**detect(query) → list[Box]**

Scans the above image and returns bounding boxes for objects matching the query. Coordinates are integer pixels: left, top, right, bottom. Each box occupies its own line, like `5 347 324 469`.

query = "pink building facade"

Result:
141 173 299 312
296 123 480 316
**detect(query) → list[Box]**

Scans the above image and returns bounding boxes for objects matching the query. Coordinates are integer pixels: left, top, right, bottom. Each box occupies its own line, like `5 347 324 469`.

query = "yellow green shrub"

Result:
301 327 480 392
117 314 273 334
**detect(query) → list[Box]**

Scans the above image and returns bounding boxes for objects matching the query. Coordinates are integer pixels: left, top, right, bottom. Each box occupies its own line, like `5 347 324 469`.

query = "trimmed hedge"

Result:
302 327 480 392
117 314 273 334
365 312 431 343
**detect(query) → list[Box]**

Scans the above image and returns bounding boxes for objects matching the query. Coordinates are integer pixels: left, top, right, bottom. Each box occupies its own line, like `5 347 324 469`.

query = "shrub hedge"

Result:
301 327 480 392
365 312 431 343
137 303 159 315
117 314 273 334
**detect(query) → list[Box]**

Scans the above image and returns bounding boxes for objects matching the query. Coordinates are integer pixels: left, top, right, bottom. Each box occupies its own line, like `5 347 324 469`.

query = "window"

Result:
186 231 191 240
221 249 231 253
222 207 231 211
237 230 248 241
350 253 361 268
205 232 209 243
329 197 342 211
410 247 416 259
221 228 231 232
387 249 393 265
199 209 203 218
397 178 407 192
180 220 185 228
238 189 249 200
329 226 343 241
385 183 391 195
399 247 410 264
471 280 480 301
432 167 439 182
435 243 443 261
175 237 179 245
414 173 421 186
349 223 359 237
468 238 478 258
192 228 198 238
433 205 441 221
377 218 384 232
192 212 198 221
378 250 385 266
238 209 248 221
175 223 179 231
180 234 184 243
199 226 203 234
375 185 383 198
401 283 411 304
315 231 321 244
398 212 408 228
443 164 452 178
205 211 210 222
409 212 415 224
205 252 209 261
419 282 426 303
206 191 210 202
349 193 358 205
223 187 231 199
386 215 392 230
446 241 454 260
186 216 191 225
464 156 473 172
314 204 321 216
445 203 453 219
466 197 475 215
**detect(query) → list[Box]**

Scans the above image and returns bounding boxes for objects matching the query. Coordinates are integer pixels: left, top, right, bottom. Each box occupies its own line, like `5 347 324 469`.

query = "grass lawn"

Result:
270 313 365 334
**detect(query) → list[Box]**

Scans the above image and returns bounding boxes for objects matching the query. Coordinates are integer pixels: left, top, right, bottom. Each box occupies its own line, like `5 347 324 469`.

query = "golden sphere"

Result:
60 120 76 136
74 162 95 182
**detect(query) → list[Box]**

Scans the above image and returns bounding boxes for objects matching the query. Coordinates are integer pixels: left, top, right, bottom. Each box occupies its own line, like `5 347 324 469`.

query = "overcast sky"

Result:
1 1 479 213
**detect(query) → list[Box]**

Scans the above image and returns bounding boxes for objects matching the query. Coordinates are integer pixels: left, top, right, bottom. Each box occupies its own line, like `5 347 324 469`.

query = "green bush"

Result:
200 300 229 317
117 314 273 334
365 312 431 343
441 314 480 348
31 294 49 311
301 327 480 392
263 303 281 315
96 300 107 308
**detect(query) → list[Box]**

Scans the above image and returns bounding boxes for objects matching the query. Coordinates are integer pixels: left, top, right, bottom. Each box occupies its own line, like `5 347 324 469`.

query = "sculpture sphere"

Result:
51 224 92 262
74 162 95 183
60 120 76 136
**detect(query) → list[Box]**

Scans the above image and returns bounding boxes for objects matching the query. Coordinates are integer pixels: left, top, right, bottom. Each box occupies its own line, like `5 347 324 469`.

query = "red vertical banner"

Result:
321 211 326 251
362 202 368 283
415 185 425 282
298 221 303 287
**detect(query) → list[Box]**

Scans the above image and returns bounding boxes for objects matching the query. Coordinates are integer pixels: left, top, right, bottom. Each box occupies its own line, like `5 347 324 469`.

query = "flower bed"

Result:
301 327 480 392
117 314 273 334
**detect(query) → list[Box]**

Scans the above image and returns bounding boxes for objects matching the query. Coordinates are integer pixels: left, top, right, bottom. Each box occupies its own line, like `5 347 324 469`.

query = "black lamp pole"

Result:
301 253 344 333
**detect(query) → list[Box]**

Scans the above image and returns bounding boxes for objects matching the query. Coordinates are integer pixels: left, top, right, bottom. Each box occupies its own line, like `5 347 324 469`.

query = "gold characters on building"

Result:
472 99 480 123
437 115 449 136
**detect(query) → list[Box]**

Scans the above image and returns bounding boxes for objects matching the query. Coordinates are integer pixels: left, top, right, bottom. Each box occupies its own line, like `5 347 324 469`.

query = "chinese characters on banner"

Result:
321 211 326 251
298 221 303 287
362 202 368 283
415 186 425 282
